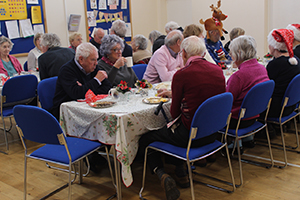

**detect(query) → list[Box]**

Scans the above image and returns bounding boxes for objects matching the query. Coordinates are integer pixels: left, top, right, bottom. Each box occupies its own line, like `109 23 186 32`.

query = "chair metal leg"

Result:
139 147 149 200
186 159 195 200
24 152 27 200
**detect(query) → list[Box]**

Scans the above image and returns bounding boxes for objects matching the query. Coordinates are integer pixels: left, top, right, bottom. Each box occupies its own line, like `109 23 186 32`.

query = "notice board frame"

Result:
84 0 132 43
0 0 47 57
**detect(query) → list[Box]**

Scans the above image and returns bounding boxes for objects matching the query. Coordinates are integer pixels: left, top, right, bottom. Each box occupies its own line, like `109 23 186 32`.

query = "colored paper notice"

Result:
31 6 42 24
0 0 27 20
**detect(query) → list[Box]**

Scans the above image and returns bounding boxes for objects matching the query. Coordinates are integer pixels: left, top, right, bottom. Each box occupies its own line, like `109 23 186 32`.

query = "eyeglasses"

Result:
111 48 122 53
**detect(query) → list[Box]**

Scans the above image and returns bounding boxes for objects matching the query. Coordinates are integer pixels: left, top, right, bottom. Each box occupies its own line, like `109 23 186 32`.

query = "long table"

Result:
59 95 171 188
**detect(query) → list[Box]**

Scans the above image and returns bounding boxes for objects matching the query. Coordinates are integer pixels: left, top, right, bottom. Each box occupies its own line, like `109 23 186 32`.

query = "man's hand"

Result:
157 88 172 98
76 81 82 86
113 57 126 69
95 70 108 82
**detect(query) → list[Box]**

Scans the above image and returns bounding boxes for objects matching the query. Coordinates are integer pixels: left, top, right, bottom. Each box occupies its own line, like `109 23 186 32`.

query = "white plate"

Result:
142 97 170 104
153 81 171 90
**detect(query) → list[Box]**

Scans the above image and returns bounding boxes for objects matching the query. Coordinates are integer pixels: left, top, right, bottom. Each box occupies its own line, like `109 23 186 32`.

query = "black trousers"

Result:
138 120 216 173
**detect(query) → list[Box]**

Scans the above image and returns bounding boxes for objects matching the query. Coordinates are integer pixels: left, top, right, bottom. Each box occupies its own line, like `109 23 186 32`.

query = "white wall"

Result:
16 0 300 64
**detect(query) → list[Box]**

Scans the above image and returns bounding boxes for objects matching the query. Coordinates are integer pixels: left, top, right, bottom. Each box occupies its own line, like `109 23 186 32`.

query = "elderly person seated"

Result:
183 24 214 64
27 33 43 71
286 24 300 58
0 36 23 77
224 27 245 53
132 34 152 65
139 36 225 200
97 34 137 87
69 32 83 51
143 30 184 84
226 35 269 150
38 33 75 80
149 30 162 46
110 19 132 57
51 42 111 120
90 28 105 60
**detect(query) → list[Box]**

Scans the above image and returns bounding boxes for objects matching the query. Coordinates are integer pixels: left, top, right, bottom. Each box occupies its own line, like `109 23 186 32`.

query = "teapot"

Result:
108 88 120 100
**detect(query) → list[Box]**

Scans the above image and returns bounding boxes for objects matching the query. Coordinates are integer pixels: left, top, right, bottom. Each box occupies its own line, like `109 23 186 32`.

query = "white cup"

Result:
126 56 133 67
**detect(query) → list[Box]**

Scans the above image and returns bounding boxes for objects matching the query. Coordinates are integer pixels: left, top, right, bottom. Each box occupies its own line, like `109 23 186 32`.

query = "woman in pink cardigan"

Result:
0 36 23 77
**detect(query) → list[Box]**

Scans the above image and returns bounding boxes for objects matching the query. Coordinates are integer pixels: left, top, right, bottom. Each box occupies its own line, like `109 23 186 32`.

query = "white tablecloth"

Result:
60 96 171 187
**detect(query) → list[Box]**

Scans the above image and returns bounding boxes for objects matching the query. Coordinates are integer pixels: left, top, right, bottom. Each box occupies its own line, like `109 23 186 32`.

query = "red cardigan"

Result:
0 55 23 76
171 56 226 129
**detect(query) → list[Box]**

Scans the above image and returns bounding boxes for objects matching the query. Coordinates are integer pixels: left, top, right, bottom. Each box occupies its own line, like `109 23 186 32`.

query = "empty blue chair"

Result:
23 61 28 71
219 80 275 186
266 74 300 168
139 93 235 200
1 74 38 154
132 64 147 80
37 76 58 111
13 105 115 200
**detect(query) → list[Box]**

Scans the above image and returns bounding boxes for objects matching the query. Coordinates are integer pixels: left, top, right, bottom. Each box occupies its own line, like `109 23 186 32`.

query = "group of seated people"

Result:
2 17 300 200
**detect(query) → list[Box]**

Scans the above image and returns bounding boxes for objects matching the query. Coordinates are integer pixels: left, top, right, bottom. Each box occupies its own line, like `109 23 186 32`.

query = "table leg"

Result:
112 145 122 200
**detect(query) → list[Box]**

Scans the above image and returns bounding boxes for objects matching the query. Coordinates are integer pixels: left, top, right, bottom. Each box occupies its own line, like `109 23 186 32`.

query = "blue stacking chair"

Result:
139 93 235 200
13 105 115 200
23 61 28 71
37 76 57 111
219 80 275 186
132 64 147 80
0 74 38 154
266 74 300 168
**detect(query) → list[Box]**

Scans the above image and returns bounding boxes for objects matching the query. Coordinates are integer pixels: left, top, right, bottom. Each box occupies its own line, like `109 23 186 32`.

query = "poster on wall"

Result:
0 0 27 20
98 0 107 10
27 0 39 4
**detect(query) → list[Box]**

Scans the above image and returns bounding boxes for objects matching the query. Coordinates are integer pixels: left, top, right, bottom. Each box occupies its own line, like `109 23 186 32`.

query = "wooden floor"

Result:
1 119 300 200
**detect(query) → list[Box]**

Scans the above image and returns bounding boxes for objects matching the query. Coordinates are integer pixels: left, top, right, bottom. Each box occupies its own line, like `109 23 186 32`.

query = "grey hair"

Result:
69 32 82 44
165 21 179 33
100 34 124 57
133 34 148 50
111 19 127 38
181 36 206 57
0 36 13 50
75 42 98 61
229 35 257 62
165 30 183 47
40 33 61 48
229 27 245 41
33 33 43 47
148 30 162 44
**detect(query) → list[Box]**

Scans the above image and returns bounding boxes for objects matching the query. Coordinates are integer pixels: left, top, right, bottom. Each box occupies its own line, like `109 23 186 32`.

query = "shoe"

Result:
243 140 256 148
193 159 207 167
174 174 190 188
161 174 180 200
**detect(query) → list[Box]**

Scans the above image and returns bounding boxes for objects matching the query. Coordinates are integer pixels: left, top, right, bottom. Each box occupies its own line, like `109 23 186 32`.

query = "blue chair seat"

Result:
30 137 101 164
267 111 298 123
149 140 222 161
226 121 265 137
2 107 14 117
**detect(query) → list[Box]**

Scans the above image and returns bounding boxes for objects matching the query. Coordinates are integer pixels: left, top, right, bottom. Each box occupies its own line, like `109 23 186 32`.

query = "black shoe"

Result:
161 174 180 200
243 140 256 148
87 152 108 174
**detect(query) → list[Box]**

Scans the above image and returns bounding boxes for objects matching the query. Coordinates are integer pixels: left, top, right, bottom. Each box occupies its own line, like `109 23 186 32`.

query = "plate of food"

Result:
88 101 116 108
153 81 171 90
142 97 170 104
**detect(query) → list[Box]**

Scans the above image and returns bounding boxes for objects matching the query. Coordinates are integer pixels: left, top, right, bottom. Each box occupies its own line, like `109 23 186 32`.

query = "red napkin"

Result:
78 89 108 103
1 76 9 85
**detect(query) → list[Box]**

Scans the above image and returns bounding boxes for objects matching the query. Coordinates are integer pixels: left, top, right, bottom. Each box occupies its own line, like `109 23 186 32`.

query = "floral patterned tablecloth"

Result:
60 96 171 187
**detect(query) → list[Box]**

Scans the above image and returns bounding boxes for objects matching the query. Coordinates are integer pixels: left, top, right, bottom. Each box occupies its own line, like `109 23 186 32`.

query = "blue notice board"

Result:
84 0 132 42
0 0 47 56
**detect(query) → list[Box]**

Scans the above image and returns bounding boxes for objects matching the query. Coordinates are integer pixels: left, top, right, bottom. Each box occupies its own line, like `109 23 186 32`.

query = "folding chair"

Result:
132 64 147 80
140 92 235 200
13 105 116 200
23 61 28 71
37 76 57 111
219 80 275 186
265 74 300 168
0 74 38 154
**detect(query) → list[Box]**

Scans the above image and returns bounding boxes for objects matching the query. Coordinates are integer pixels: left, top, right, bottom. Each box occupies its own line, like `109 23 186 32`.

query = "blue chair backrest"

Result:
240 80 275 119
37 76 58 110
23 61 28 71
282 74 300 107
13 105 63 145
191 92 233 140
132 64 147 80
2 74 38 104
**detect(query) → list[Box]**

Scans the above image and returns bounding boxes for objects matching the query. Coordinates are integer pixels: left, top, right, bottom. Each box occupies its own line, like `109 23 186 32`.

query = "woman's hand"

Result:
157 88 172 98
113 57 126 69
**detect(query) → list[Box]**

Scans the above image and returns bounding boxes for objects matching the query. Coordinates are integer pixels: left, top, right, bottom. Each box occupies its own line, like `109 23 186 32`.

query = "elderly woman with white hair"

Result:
98 34 137 87
131 34 152 65
38 33 75 80
0 36 23 77
265 29 300 118
226 35 269 149
68 32 83 51
27 32 43 71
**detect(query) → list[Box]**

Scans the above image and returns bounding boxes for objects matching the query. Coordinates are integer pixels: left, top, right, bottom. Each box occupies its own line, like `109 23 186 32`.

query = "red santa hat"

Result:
268 29 298 65
286 24 300 41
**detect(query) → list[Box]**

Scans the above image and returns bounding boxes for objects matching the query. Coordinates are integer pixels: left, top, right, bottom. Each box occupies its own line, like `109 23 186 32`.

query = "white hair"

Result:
75 42 98 61
111 19 127 38
181 36 206 57
40 33 61 48
165 21 179 33
229 35 257 62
